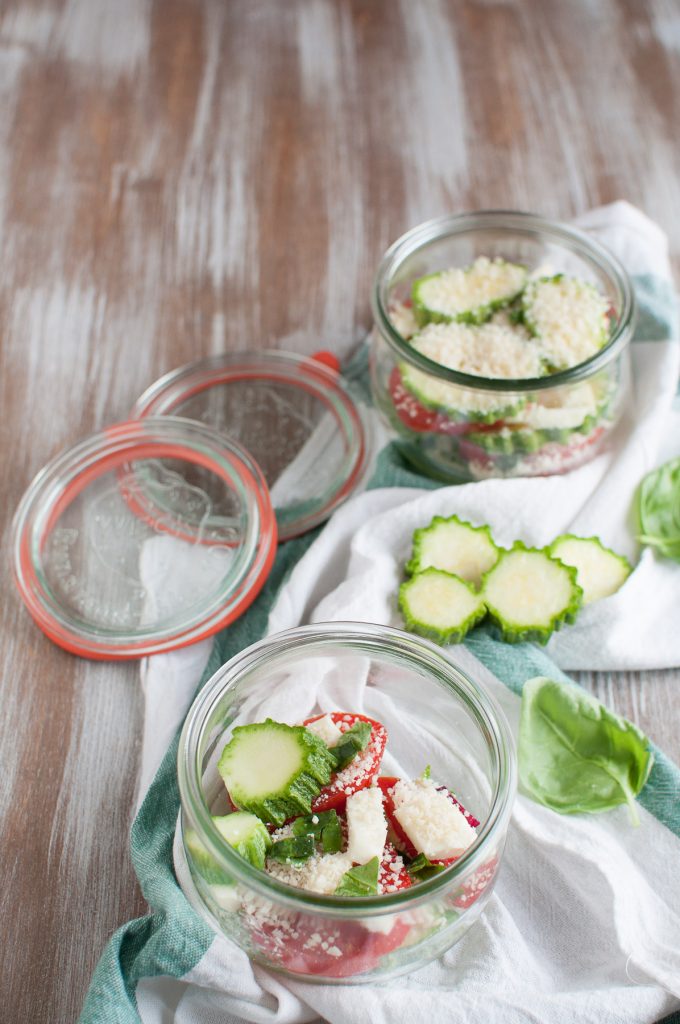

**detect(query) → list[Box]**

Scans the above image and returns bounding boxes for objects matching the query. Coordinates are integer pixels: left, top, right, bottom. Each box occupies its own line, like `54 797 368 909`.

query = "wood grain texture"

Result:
0 1 678 1020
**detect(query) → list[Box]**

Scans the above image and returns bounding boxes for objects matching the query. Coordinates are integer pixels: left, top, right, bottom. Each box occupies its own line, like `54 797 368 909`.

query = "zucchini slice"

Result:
412 257 528 327
482 542 582 644
522 274 609 370
519 381 599 432
549 535 632 604
465 427 548 456
185 812 271 880
217 720 336 826
401 320 542 421
185 827 232 886
399 568 486 644
213 812 272 869
406 514 499 588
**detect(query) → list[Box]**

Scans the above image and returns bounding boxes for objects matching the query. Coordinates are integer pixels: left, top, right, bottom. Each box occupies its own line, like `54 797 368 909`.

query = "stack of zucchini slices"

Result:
399 515 632 646
389 259 613 458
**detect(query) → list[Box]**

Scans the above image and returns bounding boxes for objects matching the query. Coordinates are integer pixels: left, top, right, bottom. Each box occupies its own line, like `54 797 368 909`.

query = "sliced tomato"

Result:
450 855 499 909
378 776 479 867
304 712 387 814
379 842 412 893
251 913 410 979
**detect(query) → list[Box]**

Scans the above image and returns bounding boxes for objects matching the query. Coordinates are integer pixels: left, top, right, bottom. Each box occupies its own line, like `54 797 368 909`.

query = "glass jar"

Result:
177 623 516 983
370 211 636 482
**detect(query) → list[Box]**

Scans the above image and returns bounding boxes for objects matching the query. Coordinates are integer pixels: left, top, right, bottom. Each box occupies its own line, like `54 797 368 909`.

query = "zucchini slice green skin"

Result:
399 568 487 645
406 514 499 588
481 541 583 645
412 260 528 328
213 812 272 870
184 812 271 882
399 362 526 423
217 720 336 826
549 534 632 605
464 413 601 456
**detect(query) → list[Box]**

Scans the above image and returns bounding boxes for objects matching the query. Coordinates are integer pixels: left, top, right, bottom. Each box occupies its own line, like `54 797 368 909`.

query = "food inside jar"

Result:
383 258 615 479
188 711 493 977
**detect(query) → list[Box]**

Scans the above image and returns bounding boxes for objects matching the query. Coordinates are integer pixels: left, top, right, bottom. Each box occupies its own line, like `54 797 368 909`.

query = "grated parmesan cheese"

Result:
523 275 609 369
389 299 419 339
411 322 543 380
415 257 527 322
392 778 477 861
265 850 353 895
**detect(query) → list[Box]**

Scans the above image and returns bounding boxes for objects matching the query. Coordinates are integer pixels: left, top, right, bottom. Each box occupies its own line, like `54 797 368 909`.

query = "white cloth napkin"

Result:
134 202 680 1022
135 481 680 1024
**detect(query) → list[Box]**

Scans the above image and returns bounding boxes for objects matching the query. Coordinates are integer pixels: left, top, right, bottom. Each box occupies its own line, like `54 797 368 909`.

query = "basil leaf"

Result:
636 456 680 562
291 810 342 853
334 856 380 896
519 677 654 825
329 722 372 771
268 835 315 865
407 853 446 881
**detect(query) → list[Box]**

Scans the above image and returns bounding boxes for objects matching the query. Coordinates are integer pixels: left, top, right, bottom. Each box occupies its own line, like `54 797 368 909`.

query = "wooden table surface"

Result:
1 1 679 1020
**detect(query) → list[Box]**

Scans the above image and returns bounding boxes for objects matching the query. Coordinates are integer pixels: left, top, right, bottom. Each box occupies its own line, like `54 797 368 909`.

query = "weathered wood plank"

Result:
0 1 678 1020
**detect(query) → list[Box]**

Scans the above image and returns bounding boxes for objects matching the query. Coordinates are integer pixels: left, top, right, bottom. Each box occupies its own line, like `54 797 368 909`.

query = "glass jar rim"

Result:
11 417 278 659
371 210 637 392
131 350 371 542
178 621 516 916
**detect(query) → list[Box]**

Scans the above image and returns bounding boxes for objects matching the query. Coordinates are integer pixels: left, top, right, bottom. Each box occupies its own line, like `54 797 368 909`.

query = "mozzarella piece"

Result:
392 778 477 860
304 714 343 748
266 852 353 895
346 787 388 865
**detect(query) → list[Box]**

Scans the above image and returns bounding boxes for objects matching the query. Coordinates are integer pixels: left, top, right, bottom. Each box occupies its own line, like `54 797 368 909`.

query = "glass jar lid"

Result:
131 351 369 541
11 417 277 659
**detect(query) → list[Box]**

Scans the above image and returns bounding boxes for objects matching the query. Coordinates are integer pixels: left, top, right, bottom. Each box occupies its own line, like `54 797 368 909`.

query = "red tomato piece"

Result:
379 842 412 893
451 855 499 909
251 913 410 979
378 776 479 866
304 712 387 814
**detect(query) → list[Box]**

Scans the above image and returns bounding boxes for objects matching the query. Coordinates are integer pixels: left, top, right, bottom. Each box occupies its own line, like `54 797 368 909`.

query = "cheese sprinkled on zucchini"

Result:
413 257 528 326
410 322 543 381
522 274 610 369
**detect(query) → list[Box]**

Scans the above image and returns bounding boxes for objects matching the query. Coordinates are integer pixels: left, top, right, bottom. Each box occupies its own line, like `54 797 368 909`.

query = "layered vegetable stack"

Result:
388 257 616 477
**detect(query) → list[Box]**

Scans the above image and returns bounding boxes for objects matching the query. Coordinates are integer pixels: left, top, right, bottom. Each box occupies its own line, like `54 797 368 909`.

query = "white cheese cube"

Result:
346 787 388 865
392 778 477 861
304 714 343 748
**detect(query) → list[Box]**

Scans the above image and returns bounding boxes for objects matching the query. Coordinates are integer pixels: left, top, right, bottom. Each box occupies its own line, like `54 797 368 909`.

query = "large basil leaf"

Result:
518 677 654 825
636 456 680 562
